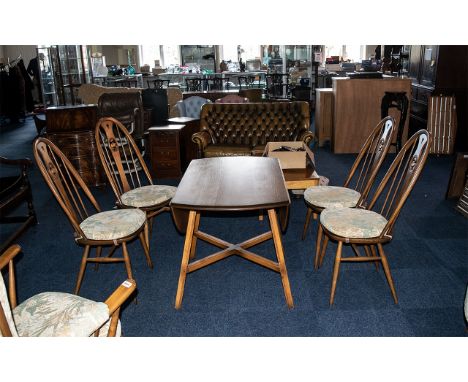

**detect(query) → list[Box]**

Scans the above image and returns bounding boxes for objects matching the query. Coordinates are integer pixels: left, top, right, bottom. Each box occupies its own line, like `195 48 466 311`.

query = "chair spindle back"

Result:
343 116 395 206
33 138 100 237
368 129 431 237
95 117 153 203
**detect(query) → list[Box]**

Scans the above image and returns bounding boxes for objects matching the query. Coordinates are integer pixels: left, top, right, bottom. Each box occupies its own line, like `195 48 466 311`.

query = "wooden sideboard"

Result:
332 76 412 153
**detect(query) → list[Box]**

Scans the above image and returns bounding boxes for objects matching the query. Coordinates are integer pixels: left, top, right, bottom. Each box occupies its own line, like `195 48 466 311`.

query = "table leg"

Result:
189 212 201 260
267 209 294 309
175 210 197 309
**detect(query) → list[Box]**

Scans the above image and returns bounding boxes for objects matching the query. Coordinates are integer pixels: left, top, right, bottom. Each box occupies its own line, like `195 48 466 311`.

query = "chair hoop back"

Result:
369 129 431 236
95 117 153 202
344 116 396 205
33 138 99 238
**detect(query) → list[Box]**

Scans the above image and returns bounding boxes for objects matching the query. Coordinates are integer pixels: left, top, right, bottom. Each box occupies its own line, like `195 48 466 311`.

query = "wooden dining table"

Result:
170 156 294 309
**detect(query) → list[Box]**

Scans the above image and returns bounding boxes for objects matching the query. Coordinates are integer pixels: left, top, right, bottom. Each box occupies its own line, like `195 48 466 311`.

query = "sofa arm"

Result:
192 130 213 158
297 130 315 146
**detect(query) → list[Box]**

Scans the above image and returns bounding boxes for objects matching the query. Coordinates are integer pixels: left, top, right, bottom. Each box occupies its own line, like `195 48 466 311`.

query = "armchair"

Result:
98 92 145 145
0 244 136 337
176 96 212 119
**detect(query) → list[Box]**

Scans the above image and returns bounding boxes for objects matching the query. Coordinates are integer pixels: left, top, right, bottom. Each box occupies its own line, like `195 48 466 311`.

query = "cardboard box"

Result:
264 141 314 169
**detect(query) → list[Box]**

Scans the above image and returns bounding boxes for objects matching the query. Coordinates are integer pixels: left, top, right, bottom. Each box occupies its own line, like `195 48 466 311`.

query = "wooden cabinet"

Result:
45 105 105 187
167 117 200 168
315 88 333 147
332 77 411 154
407 45 468 150
148 125 185 178
37 46 92 106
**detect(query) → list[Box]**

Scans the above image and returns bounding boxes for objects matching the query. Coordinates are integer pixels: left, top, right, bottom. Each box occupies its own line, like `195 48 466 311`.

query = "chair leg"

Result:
370 245 380 271
366 245 380 271
330 241 343 306
75 245 90 295
318 234 329 268
121 242 133 280
144 218 151 253
139 232 153 269
94 246 102 271
377 243 398 304
314 222 323 270
302 207 312 240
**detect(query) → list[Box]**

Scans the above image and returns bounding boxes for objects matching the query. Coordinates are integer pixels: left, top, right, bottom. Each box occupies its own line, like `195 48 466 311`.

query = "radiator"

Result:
427 95 457 154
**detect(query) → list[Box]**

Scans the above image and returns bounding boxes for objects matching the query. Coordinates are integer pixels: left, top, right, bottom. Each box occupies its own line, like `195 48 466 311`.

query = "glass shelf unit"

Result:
37 45 92 106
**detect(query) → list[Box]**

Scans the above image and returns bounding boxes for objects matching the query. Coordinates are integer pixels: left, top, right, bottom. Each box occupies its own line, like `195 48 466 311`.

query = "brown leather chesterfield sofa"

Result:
192 101 314 158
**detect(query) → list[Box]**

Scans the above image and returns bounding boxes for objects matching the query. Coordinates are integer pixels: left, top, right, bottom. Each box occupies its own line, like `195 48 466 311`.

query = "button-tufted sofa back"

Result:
199 101 310 147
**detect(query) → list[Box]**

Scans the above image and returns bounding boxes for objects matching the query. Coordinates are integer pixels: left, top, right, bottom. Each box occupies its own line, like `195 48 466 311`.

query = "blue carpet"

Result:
1 117 467 336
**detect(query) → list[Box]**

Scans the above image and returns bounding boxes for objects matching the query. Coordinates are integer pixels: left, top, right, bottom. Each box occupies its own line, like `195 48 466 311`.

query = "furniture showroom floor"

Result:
0 117 466 336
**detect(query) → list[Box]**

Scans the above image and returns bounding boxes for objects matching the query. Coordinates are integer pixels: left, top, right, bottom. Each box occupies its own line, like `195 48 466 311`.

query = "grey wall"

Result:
0 45 37 66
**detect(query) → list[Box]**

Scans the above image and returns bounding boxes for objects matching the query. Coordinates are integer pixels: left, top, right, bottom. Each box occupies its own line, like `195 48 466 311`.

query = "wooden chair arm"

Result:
104 279 136 316
0 244 21 271
0 157 33 168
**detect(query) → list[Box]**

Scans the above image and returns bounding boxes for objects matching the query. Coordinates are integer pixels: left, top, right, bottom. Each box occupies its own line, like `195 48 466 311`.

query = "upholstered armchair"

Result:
97 92 145 144
176 96 212 119
0 245 136 337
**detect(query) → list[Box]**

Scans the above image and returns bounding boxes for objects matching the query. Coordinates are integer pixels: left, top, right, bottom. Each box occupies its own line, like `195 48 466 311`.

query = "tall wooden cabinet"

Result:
408 45 468 150
37 45 93 106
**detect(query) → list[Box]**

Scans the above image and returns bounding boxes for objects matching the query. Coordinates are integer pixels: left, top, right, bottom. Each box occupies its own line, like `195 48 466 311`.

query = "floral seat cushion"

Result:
320 207 388 239
304 186 361 209
13 292 114 337
80 209 146 241
121 185 177 208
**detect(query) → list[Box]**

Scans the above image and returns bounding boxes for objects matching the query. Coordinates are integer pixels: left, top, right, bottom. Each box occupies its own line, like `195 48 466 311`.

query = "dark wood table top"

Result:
171 157 290 212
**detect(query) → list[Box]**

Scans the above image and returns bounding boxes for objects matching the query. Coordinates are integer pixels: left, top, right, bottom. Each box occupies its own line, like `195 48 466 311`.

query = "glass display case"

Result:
37 45 92 106
180 45 216 73
37 46 60 107
399 45 410 77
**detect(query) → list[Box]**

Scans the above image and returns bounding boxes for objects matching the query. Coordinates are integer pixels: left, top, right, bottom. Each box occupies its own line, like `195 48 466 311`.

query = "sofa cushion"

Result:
251 145 266 156
204 144 252 158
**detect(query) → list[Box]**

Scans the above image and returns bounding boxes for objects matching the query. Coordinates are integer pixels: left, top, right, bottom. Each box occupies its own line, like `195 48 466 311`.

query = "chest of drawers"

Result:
148 124 185 178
